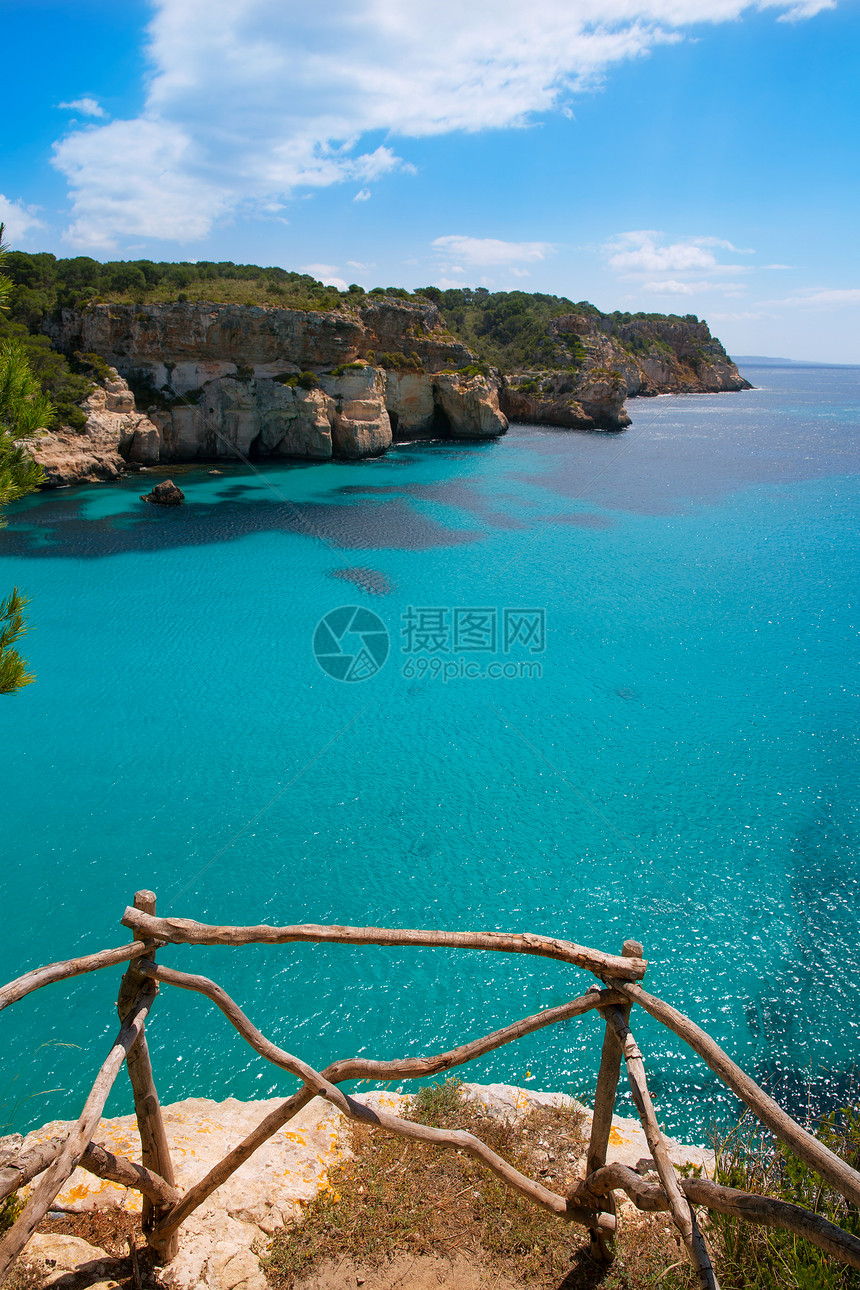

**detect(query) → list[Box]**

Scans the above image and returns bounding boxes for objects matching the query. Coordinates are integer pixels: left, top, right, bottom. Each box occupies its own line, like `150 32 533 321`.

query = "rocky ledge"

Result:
6 1084 712 1290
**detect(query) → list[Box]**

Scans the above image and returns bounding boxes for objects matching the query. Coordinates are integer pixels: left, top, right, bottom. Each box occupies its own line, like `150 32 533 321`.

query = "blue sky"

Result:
2 0 858 360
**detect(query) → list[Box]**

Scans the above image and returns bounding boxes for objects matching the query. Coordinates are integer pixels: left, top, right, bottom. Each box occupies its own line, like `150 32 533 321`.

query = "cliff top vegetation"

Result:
1 251 709 397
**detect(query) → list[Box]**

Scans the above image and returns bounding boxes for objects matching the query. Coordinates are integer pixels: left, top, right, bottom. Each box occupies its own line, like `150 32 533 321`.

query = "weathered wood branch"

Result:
0 1137 177 1208
0 984 154 1282
139 961 613 1243
583 939 643 1265
575 1164 860 1271
606 1007 719 1290
0 942 157 1013
611 981 860 1209
686 1177 860 1272
79 1141 179 1207
324 986 625 1083
122 909 647 980
146 976 622 1238
0 1139 63 1202
119 892 178 1260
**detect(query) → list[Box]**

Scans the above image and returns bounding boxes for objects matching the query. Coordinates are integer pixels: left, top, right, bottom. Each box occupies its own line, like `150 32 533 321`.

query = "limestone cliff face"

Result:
550 312 751 396
148 365 393 464
42 302 505 478
501 369 631 432
433 371 507 438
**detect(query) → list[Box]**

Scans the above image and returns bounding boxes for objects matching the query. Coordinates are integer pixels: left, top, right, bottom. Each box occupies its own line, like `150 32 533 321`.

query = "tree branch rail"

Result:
1 897 859 1288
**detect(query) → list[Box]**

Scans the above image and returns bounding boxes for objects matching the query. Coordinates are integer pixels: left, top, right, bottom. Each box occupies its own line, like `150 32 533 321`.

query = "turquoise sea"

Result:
1 364 858 1143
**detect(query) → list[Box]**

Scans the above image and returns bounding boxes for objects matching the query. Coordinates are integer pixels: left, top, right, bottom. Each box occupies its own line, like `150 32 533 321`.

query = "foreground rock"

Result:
21 1234 119 1290
12 1084 712 1290
141 479 185 506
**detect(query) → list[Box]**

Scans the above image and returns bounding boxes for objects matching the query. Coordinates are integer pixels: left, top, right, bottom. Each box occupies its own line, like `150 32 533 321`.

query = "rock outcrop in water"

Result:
32 296 748 485
141 478 185 506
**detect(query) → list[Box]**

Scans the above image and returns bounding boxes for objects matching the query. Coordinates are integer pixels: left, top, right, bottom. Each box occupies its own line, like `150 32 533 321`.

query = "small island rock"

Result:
141 479 185 506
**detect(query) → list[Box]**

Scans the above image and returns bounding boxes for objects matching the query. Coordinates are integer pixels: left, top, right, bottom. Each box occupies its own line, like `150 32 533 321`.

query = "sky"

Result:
1 0 858 361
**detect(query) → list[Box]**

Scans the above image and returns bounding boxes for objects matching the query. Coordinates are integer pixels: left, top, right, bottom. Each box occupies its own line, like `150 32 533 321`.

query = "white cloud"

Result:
55 119 232 247
0 194 45 243
604 230 749 276
51 0 834 247
782 287 860 306
353 188 372 202
433 235 552 266
58 97 108 118
769 0 835 18
603 230 757 302
642 278 714 294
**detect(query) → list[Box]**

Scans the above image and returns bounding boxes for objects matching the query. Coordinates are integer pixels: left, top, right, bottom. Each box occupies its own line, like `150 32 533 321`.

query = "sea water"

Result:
0 364 857 1143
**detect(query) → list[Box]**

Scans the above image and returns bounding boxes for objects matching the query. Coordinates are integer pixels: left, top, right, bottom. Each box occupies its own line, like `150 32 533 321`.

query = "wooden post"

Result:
606 1006 720 1290
117 891 178 1262
584 938 643 1265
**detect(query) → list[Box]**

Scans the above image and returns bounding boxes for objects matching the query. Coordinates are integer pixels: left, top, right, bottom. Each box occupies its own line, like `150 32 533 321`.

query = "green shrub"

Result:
711 1107 860 1289
0 1193 21 1234
378 350 423 372
73 350 113 384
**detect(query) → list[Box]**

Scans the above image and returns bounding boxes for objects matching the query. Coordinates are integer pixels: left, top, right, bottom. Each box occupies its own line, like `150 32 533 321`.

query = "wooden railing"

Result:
1 891 859 1290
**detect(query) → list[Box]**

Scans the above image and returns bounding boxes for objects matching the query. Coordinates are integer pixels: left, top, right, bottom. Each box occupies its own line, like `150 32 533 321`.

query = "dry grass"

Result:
264 1081 695 1290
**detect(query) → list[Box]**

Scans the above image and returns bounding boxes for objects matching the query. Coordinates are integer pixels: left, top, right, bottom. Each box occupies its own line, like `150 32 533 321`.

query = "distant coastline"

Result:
733 354 860 369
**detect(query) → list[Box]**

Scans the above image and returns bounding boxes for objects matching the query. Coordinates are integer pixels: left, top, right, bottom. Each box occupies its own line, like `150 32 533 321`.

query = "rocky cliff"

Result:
498 311 750 431
28 371 161 487
39 301 506 481
33 296 749 485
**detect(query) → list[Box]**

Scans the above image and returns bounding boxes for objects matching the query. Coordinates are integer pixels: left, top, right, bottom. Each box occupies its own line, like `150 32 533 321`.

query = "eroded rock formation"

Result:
27 371 160 486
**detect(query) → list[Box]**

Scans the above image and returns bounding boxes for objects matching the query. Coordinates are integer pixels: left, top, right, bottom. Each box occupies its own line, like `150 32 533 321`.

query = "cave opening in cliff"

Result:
431 403 453 438
247 432 262 461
